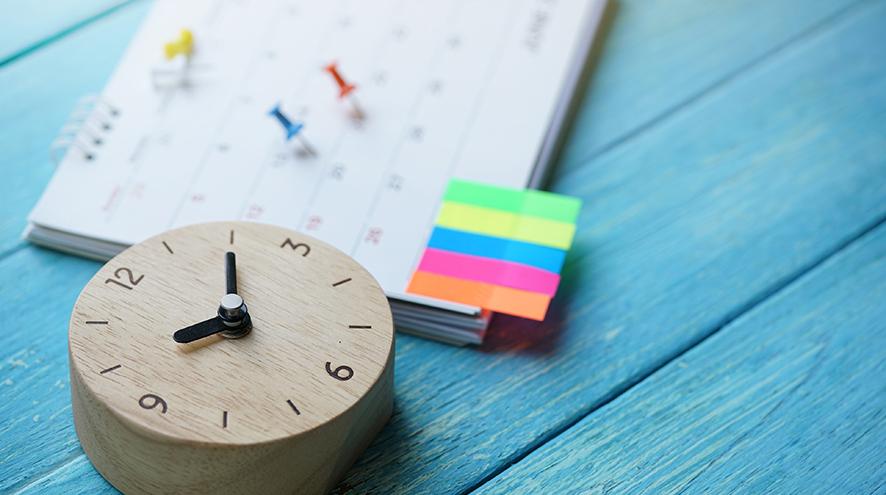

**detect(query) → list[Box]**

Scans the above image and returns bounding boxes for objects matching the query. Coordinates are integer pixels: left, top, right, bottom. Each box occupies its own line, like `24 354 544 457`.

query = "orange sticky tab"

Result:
407 271 550 321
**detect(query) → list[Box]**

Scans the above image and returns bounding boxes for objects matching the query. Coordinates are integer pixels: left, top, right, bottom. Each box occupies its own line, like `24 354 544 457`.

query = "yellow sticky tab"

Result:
436 202 576 250
164 29 194 60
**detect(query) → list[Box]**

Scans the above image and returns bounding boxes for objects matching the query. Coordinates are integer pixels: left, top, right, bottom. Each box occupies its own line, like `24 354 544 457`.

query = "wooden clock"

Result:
68 221 395 494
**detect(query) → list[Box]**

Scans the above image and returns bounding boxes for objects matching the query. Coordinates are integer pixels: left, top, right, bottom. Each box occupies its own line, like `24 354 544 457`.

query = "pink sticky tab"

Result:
417 248 560 297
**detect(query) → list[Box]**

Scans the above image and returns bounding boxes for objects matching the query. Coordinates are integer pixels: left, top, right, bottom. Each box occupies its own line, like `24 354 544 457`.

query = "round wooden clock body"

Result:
68 221 394 494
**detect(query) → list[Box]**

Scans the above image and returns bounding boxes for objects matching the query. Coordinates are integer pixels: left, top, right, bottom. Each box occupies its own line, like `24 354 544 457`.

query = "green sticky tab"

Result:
522 189 582 223
444 179 581 224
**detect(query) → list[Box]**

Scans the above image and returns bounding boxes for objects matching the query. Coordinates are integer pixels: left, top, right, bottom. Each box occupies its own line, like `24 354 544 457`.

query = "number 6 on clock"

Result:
325 362 353 381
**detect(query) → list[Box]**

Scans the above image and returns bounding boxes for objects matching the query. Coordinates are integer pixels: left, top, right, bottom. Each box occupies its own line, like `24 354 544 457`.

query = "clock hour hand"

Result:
173 315 231 343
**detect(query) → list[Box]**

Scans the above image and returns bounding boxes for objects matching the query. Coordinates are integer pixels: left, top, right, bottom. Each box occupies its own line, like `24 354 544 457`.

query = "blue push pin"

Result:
268 103 316 156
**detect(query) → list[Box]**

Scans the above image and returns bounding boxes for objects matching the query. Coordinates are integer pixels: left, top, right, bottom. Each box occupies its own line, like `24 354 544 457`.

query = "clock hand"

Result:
172 297 253 343
219 252 252 338
172 252 252 343
225 251 237 295
173 315 231 343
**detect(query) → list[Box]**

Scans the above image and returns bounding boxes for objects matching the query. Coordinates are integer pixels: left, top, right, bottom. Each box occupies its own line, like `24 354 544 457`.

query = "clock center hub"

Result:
219 293 245 321
218 293 251 339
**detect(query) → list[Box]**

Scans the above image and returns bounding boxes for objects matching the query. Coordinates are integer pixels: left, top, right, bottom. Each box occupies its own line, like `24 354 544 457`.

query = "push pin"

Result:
153 28 201 89
324 61 365 120
165 29 194 62
269 104 317 156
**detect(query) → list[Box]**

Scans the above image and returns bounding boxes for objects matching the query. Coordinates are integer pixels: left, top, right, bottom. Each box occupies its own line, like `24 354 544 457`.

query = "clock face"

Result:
69 222 394 445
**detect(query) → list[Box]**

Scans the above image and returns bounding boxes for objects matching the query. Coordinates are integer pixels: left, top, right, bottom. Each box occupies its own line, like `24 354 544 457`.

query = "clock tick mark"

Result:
349 325 371 329
99 364 122 374
85 320 109 325
222 410 228 428
229 230 235 245
332 278 352 287
162 241 174 254
286 399 301 415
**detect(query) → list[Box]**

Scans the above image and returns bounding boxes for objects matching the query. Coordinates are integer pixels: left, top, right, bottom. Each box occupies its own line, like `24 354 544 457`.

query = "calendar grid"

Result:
166 0 295 230
29 0 604 304
346 0 469 257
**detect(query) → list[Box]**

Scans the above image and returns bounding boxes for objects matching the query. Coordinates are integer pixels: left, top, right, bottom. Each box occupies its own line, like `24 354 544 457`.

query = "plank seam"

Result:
560 0 870 180
0 0 140 69
674 336 832 494
0 0 144 261
0 243 28 263
463 210 886 495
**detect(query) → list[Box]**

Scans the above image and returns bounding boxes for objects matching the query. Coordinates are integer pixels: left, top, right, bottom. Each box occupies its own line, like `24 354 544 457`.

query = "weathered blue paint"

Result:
1 0 884 493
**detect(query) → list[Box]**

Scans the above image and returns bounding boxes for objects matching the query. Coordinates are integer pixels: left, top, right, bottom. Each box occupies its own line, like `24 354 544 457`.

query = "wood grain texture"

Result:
554 0 859 175
69 221 394 494
475 222 886 494
2 0 885 494
0 0 132 65
0 249 101 493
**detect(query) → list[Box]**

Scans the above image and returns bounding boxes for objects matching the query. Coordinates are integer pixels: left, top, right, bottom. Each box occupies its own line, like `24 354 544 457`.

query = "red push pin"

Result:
324 61 365 120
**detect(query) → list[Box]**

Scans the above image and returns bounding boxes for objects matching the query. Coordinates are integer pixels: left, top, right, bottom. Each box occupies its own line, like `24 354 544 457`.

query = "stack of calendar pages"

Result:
26 0 607 345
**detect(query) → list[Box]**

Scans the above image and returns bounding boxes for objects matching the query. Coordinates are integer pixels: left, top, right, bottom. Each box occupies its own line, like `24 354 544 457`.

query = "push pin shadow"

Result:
268 104 317 157
324 62 365 121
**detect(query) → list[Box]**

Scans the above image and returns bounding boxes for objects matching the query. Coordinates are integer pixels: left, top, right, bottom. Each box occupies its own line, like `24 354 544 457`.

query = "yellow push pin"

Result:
164 29 194 61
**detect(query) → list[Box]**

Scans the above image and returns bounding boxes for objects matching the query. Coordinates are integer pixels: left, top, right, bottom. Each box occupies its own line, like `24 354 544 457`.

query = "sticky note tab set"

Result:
407 180 581 321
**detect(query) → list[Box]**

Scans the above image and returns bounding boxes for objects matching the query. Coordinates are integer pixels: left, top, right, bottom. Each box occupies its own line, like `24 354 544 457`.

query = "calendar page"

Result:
29 0 605 305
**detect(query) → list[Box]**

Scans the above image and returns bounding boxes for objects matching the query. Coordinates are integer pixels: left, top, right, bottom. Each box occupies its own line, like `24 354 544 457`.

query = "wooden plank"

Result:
474 224 886 494
0 249 102 492
3 1 886 493
555 0 860 176
0 0 133 66
0 0 859 258
0 2 150 256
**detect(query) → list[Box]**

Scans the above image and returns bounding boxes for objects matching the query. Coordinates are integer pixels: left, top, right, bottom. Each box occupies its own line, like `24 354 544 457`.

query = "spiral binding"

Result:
50 95 121 165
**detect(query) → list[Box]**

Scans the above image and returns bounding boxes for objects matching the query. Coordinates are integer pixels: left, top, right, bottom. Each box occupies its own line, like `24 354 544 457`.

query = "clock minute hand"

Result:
225 251 237 295
219 251 252 339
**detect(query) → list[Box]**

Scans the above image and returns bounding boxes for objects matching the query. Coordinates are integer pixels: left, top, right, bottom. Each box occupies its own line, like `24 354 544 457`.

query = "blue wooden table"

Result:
2 1 885 493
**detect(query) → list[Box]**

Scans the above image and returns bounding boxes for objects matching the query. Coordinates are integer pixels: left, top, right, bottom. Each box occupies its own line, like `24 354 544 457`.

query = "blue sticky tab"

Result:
427 227 566 273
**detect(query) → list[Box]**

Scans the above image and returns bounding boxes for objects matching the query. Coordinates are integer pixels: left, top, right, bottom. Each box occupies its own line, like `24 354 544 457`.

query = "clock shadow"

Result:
176 335 225 354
